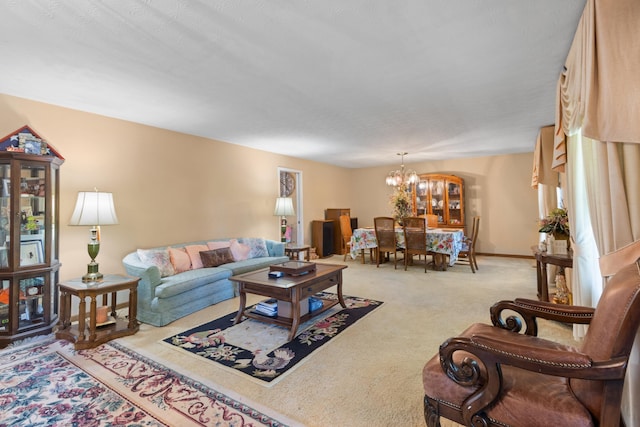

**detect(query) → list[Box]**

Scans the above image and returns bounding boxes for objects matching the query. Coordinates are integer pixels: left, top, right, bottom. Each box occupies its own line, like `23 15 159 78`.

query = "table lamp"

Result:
273 197 294 242
69 190 119 282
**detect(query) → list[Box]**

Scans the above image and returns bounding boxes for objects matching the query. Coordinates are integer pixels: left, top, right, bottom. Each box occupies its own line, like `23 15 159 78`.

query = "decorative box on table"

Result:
269 261 316 276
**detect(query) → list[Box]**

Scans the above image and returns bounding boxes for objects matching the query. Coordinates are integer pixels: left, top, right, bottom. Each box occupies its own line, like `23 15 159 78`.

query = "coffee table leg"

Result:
288 288 301 341
234 286 247 324
336 272 346 308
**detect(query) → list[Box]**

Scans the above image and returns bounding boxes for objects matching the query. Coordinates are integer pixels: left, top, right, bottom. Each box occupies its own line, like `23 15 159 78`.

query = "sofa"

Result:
122 238 289 326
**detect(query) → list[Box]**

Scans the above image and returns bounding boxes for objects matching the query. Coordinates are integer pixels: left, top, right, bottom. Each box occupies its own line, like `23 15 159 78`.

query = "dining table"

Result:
350 227 465 270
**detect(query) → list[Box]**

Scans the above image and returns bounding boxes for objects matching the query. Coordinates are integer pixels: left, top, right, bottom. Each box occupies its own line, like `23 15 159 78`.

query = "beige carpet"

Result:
117 255 578 427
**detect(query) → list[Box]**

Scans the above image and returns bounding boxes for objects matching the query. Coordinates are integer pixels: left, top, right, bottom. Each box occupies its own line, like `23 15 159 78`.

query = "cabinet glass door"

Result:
18 275 46 329
447 181 462 226
414 180 428 216
0 280 8 332
19 163 46 268
0 163 9 268
429 179 445 224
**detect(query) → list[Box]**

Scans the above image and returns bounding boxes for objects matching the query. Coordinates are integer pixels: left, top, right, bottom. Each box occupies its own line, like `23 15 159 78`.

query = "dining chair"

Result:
373 216 403 269
425 214 438 228
456 215 479 273
402 217 429 273
422 253 640 427
339 214 373 263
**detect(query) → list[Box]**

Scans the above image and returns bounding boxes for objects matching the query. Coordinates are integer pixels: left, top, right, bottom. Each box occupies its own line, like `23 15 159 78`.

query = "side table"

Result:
56 274 140 350
284 244 311 261
532 248 573 302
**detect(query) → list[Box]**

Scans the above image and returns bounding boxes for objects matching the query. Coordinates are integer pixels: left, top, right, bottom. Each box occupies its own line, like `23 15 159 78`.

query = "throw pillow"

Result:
184 244 209 269
200 248 234 268
169 247 191 273
229 239 251 261
207 240 231 250
239 237 269 258
137 248 175 277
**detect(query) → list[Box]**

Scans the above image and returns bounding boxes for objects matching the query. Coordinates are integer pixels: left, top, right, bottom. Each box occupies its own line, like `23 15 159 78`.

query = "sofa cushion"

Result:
137 247 175 277
229 239 251 261
239 237 269 258
154 268 233 299
207 240 231 250
184 244 209 269
169 247 191 273
200 248 234 268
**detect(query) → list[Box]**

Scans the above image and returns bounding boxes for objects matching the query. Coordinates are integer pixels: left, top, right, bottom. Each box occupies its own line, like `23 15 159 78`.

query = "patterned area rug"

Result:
163 292 383 385
0 336 291 426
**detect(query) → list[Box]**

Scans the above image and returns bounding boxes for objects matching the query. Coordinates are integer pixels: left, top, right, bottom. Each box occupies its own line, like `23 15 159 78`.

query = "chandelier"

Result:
385 152 418 187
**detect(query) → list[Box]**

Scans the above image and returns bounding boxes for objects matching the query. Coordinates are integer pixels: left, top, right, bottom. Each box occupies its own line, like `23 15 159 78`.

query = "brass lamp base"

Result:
82 240 103 283
82 260 103 283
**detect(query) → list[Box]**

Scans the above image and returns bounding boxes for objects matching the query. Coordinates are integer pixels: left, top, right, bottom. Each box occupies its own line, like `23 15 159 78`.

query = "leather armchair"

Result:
422 259 640 426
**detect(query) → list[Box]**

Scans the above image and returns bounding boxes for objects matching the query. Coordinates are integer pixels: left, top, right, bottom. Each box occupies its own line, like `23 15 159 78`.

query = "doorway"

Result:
277 168 303 245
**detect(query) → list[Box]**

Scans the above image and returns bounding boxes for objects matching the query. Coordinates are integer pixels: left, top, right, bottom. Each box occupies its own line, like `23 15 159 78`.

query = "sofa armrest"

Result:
122 253 162 300
266 240 285 257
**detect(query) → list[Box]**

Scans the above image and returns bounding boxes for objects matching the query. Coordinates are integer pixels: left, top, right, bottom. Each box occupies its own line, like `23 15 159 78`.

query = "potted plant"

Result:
389 184 412 225
539 207 570 240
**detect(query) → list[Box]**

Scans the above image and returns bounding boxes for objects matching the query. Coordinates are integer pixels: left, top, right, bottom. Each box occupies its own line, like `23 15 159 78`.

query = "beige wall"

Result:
352 155 540 256
1 93 538 283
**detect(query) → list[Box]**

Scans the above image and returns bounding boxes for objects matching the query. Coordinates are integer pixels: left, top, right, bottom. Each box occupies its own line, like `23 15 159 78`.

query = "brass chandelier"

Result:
385 152 418 187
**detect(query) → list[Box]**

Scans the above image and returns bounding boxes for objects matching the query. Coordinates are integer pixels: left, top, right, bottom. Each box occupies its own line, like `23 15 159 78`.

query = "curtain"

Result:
552 0 640 423
552 0 640 173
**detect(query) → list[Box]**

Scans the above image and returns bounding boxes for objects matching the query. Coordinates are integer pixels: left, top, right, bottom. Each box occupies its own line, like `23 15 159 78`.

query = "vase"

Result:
550 233 570 254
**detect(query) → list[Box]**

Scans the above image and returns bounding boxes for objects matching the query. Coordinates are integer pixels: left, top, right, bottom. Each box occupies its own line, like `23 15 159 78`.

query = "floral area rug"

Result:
162 292 383 386
0 336 290 426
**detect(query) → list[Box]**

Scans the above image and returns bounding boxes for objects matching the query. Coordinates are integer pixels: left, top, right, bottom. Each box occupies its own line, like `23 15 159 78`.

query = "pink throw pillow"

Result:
184 244 209 269
169 247 191 273
229 239 251 261
207 241 231 250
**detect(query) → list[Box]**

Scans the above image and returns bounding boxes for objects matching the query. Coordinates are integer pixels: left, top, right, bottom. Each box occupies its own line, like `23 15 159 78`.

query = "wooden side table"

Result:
56 274 139 350
284 244 311 261
532 248 573 302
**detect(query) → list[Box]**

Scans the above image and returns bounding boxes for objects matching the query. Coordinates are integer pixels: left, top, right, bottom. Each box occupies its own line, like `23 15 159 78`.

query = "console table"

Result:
532 248 573 302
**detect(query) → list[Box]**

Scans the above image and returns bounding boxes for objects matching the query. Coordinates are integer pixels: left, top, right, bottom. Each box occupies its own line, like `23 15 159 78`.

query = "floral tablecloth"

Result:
350 228 464 266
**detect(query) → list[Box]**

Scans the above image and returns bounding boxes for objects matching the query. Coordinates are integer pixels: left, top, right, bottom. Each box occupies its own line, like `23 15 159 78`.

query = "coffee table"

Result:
230 263 347 340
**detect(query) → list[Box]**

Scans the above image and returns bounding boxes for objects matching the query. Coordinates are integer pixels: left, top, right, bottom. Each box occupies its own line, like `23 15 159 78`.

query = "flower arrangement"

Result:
389 184 413 223
539 207 569 236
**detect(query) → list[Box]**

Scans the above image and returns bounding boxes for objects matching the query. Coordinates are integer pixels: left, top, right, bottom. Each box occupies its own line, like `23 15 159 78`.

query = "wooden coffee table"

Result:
230 263 347 340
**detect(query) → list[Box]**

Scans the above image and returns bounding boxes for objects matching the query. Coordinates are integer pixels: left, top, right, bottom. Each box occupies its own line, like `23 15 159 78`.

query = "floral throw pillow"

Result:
200 248 234 268
239 238 269 258
229 239 251 261
137 248 175 277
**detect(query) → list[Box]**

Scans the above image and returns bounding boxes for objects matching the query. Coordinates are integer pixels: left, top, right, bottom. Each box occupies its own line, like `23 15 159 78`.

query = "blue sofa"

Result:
122 238 288 326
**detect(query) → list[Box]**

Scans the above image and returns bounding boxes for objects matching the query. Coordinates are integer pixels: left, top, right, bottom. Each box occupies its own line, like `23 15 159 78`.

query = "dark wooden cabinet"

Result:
312 220 334 258
0 127 64 348
325 208 350 255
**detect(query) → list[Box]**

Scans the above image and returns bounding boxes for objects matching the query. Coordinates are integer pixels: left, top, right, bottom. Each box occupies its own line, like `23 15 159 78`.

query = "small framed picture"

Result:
20 240 43 266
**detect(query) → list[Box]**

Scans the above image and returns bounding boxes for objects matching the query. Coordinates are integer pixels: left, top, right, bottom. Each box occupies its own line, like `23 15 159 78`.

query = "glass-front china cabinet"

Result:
0 127 63 348
412 173 465 230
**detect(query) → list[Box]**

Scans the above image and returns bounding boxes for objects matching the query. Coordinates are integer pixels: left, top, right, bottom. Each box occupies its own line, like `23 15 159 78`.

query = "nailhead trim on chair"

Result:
514 302 594 320
471 341 592 369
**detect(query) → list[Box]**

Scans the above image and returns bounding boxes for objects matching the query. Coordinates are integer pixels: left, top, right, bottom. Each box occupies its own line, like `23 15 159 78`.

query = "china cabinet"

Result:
0 127 63 348
412 174 464 230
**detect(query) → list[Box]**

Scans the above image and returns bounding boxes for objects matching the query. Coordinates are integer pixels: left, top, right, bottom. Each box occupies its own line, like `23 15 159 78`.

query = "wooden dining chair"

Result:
425 214 438 228
374 216 403 269
403 216 429 273
339 214 373 263
456 215 479 272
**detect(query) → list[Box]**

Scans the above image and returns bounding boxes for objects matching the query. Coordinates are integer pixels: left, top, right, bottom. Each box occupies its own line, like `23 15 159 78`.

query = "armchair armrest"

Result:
439 327 627 425
490 298 595 336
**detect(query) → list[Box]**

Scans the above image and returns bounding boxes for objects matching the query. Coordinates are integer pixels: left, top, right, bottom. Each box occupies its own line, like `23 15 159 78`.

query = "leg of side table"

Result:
88 295 97 342
128 285 138 330
234 285 247 324
78 294 86 341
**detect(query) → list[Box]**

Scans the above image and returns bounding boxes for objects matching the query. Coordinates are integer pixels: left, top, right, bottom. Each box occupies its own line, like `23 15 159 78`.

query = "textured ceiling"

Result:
0 1 585 168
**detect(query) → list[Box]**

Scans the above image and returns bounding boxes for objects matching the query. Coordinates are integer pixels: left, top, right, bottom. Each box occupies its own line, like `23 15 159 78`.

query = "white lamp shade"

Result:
69 191 119 226
273 197 295 216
